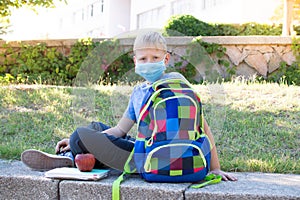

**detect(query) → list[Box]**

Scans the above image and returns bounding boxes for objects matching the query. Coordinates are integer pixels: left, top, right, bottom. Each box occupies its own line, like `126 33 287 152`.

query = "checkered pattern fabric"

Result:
133 79 211 182
147 143 206 176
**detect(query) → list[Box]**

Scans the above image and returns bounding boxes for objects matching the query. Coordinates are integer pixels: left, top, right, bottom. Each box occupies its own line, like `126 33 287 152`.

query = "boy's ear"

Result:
164 53 171 65
133 56 136 65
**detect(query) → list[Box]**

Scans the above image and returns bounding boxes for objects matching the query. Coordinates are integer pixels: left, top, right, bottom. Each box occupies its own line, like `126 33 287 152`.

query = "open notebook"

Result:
45 167 109 181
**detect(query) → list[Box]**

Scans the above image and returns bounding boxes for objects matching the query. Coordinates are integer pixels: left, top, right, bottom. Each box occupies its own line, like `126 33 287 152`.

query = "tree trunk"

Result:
282 0 294 36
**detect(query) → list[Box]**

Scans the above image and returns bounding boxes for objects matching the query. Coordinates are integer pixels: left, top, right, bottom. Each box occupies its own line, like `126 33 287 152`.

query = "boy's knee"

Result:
69 127 90 155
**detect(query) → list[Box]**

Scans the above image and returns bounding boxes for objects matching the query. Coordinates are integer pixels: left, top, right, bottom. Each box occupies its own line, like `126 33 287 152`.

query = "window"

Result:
172 0 194 14
91 0 104 17
88 4 94 17
101 0 104 13
71 0 105 24
137 6 166 29
73 10 83 23
82 8 85 21
202 0 225 10
59 18 63 30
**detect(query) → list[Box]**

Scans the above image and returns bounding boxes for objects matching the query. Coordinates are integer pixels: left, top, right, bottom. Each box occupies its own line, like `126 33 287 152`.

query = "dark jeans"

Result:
69 121 135 169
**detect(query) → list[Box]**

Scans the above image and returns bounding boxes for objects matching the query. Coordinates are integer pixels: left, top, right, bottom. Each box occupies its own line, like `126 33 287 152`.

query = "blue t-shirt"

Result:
123 72 187 123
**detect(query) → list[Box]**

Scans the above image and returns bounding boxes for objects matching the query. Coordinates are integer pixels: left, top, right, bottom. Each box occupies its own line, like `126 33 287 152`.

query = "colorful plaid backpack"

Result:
113 78 213 199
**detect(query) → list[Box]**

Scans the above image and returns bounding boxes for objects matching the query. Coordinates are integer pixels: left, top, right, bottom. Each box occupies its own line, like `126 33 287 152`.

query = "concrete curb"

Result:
1 160 299 200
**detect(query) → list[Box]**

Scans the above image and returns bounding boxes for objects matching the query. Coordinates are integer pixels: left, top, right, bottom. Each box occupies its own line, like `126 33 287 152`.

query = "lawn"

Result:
0 82 299 174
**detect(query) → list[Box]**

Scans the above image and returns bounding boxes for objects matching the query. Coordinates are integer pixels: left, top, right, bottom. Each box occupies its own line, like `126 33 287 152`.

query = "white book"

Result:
45 167 109 181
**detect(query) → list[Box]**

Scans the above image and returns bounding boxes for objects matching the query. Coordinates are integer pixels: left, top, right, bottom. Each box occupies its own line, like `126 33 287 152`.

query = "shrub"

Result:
266 38 300 85
266 62 300 85
66 38 97 81
164 15 283 36
213 23 242 36
239 23 282 36
8 43 69 84
73 39 136 85
294 25 300 35
164 15 216 36
0 39 136 85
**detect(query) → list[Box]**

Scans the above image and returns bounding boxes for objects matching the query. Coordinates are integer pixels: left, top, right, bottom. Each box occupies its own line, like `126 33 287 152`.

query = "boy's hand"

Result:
210 169 238 181
55 138 70 154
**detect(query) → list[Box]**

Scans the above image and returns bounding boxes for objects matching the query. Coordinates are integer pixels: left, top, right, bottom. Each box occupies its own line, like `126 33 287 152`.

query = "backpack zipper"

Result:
144 142 207 173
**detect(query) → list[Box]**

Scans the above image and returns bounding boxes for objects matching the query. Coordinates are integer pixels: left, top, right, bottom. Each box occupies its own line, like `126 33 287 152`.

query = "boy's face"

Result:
134 48 170 65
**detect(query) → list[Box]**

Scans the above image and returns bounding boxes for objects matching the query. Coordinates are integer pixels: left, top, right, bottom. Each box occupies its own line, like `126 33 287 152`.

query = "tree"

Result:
0 0 66 35
283 0 294 36
271 0 300 35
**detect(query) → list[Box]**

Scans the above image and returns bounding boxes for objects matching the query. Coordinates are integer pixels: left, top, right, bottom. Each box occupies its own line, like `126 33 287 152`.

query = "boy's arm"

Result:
203 119 221 170
102 117 135 137
204 118 238 181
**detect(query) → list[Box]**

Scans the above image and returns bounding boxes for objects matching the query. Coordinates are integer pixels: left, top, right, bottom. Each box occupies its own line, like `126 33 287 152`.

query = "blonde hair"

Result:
133 31 167 52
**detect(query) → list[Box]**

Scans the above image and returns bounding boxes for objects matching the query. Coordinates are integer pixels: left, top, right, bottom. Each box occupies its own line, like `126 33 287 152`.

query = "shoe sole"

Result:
21 149 74 171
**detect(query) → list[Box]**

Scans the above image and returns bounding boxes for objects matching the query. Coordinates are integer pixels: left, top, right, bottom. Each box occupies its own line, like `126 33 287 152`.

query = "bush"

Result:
164 14 283 36
66 38 97 81
212 23 242 36
265 38 300 85
239 23 282 36
294 25 300 35
5 43 70 84
72 39 136 85
164 15 216 36
0 39 136 85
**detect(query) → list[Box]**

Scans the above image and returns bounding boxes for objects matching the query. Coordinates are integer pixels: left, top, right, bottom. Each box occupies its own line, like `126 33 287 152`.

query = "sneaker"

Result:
21 149 74 171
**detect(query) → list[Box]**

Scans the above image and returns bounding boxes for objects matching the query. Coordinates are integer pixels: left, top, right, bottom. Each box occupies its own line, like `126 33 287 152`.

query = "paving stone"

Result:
0 160 59 200
185 172 300 200
1 160 299 200
60 174 189 200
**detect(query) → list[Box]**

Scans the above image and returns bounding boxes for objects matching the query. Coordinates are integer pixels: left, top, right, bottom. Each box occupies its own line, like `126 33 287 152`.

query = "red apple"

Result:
75 153 96 172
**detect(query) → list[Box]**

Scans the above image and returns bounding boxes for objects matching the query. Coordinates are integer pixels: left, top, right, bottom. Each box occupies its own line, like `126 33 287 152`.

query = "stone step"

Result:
0 160 299 200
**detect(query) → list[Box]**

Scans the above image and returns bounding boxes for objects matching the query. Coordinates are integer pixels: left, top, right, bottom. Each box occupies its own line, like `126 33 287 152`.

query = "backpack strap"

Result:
152 78 192 90
190 174 222 188
112 171 126 200
112 148 136 200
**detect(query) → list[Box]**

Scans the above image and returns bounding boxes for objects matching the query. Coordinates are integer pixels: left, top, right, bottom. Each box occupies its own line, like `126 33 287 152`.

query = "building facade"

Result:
4 0 131 40
131 0 281 30
3 0 281 40
51 0 131 38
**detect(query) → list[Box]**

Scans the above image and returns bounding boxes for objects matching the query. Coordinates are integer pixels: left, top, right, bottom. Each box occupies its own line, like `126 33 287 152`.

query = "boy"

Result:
22 31 237 181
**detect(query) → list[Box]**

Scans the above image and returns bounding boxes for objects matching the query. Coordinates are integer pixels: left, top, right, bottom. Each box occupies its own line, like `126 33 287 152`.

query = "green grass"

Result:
0 82 299 174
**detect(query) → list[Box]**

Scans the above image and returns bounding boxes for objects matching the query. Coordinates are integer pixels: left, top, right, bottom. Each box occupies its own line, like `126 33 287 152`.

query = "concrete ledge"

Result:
185 173 300 200
60 176 189 200
0 160 59 199
1 160 299 200
1 36 298 47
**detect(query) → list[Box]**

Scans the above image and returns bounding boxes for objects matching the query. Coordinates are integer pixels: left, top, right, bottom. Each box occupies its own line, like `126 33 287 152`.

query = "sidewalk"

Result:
0 159 299 200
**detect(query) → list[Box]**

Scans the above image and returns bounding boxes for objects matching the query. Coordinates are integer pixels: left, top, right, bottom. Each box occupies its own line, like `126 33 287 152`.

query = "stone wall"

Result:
0 36 297 79
202 36 297 78
162 36 296 79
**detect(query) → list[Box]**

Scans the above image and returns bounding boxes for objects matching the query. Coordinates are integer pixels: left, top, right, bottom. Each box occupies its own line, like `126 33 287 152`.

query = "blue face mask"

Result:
135 56 166 83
